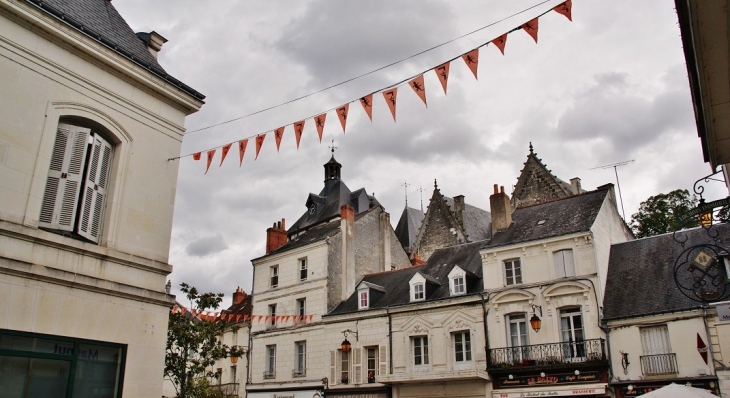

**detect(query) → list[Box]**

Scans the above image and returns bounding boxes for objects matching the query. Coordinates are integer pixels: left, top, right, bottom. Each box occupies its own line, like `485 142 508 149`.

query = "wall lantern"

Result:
530 305 543 332
341 329 358 352
230 345 239 364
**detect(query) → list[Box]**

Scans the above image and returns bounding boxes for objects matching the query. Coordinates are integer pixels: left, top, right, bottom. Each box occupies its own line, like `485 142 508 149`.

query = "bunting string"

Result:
170 0 572 170
171 305 315 324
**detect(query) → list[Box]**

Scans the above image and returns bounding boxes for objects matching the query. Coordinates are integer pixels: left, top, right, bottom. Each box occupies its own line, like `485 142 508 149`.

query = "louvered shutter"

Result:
379 345 387 375
353 347 362 384
641 326 671 355
77 133 112 243
330 350 337 385
39 124 90 231
564 250 575 276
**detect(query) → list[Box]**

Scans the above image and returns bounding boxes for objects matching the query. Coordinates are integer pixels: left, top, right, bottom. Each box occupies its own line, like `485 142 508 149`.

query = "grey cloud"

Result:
185 234 229 257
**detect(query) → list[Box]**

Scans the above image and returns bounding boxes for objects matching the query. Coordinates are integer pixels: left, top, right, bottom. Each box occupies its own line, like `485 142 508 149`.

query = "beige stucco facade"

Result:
0 1 202 396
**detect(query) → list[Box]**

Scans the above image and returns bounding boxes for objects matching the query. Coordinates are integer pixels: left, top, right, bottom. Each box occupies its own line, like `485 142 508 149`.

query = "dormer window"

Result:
359 290 369 310
448 266 469 296
413 283 424 301
453 276 465 294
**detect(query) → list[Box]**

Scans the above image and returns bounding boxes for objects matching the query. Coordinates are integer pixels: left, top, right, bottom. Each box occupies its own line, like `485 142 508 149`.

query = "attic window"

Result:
537 220 546 225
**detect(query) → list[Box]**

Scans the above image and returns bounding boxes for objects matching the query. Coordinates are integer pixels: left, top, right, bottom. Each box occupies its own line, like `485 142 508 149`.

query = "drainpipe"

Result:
480 293 490 370
387 308 393 374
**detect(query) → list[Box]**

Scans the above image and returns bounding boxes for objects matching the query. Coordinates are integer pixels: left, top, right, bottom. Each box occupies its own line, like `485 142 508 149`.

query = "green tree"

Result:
165 283 243 398
630 189 699 238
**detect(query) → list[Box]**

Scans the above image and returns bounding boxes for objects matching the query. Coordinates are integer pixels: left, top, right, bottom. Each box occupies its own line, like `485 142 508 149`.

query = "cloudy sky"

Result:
112 0 727 302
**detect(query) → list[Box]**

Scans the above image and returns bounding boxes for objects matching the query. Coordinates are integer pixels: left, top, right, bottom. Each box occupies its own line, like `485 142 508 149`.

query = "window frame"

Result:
504 258 522 286
413 283 424 301
270 266 279 288
299 257 308 281
296 298 306 318
294 341 306 376
452 275 465 295
268 304 277 328
358 290 369 310
412 336 430 366
453 331 472 363
265 345 276 378
366 346 378 379
553 249 575 278
340 349 350 382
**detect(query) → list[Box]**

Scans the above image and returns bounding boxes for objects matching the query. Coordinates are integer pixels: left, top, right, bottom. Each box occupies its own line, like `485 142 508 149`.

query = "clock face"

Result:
309 204 316 215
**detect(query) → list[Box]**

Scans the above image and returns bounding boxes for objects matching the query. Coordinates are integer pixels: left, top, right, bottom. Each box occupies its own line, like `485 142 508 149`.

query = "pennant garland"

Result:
314 114 326 142
175 2 573 172
409 75 427 107
492 33 508 55
170 305 316 325
219 143 232 166
336 104 349 133
238 139 248 166
382 88 398 121
434 62 450 95
274 127 285 152
255 134 266 160
294 121 305 148
553 0 572 21
522 17 539 43
462 49 479 80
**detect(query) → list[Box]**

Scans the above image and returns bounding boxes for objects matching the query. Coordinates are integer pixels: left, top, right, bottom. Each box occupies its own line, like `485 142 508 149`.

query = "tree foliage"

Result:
165 283 244 398
630 189 699 238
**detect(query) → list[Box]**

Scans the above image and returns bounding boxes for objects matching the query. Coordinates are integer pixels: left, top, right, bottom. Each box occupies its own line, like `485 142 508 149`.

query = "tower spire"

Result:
417 186 425 213
401 181 410 207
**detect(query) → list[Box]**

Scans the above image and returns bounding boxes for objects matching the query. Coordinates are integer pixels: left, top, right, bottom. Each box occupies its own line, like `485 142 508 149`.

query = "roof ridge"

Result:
365 265 424 277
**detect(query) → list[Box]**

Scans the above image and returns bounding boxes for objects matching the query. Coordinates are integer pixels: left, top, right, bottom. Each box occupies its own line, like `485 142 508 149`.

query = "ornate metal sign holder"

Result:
673 170 730 303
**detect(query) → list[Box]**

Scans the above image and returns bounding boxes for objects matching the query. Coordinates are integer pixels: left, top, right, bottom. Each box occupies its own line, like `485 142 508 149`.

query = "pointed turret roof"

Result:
511 143 577 209
394 207 425 254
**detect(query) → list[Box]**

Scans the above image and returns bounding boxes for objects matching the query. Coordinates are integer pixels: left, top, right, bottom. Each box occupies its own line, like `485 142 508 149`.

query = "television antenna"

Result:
590 159 635 220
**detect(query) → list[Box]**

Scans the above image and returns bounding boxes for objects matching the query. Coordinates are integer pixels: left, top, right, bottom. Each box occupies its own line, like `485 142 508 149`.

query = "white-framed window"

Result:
294 341 306 376
270 266 279 288
230 365 237 384
413 283 424 301
448 266 467 296
340 350 350 382
265 345 276 378
299 258 308 281
453 331 472 362
268 304 276 328
366 346 379 381
560 307 585 359
507 313 529 362
296 298 306 317
359 290 369 310
453 276 465 294
412 336 429 366
554 249 575 278
39 123 113 244
504 259 522 286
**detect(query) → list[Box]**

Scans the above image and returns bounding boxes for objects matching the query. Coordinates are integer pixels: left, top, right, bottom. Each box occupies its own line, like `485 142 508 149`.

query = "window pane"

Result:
72 345 123 398
0 356 71 398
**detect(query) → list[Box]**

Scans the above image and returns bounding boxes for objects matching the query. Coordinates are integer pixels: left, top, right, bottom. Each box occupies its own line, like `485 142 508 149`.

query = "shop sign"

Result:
716 304 730 322
498 372 601 388
328 394 387 398
247 390 322 398
493 388 605 397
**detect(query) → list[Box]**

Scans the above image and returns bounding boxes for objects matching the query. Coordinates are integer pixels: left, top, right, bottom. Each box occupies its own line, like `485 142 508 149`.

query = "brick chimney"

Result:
570 177 582 195
341 204 355 301
490 184 512 236
453 195 465 226
265 218 287 254
232 286 246 305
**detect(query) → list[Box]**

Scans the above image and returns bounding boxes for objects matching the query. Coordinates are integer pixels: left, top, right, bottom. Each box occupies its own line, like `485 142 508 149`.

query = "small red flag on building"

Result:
522 17 539 43
697 333 708 364
409 75 427 107
314 113 326 142
492 33 508 55
554 0 572 21
462 49 479 80
360 94 374 121
255 134 266 160
238 139 248 166
382 88 398 121
336 104 349 133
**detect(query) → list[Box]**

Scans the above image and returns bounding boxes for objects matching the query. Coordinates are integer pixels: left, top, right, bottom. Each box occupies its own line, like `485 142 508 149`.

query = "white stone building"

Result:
0 0 202 396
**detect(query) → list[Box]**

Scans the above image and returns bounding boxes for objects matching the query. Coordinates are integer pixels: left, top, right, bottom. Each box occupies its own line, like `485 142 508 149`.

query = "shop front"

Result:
610 377 720 397
491 370 610 398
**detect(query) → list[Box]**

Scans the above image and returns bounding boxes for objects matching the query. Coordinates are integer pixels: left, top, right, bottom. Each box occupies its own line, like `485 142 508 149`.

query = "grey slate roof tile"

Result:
603 223 730 321
394 207 424 251
443 196 491 241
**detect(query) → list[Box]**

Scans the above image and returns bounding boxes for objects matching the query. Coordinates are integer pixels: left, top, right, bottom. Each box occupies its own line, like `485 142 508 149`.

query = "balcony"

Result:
487 338 607 372
263 370 276 379
640 353 678 375
211 383 239 397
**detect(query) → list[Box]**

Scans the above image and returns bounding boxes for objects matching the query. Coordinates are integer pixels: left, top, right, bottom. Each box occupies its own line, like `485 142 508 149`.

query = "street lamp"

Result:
230 345 239 364
340 329 358 352
530 305 543 332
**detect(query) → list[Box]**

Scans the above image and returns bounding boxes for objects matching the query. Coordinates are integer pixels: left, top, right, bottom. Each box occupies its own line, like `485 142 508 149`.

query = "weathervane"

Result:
417 186 426 213
329 139 337 154
401 182 410 207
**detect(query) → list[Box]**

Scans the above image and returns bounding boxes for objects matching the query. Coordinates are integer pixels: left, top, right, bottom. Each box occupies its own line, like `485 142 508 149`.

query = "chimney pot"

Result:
500 186 505 194
490 184 513 236
493 184 499 194
232 286 246 305
570 178 582 195
266 218 288 254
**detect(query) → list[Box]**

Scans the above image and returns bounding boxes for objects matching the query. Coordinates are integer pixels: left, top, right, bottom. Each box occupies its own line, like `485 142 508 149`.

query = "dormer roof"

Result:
511 143 578 208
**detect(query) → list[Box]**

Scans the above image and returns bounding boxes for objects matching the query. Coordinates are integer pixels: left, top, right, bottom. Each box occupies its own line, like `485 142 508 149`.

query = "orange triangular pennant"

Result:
220 143 232 166
360 94 374 121
283 315 290 323
336 104 349 133
408 75 427 107
293 121 305 148
274 127 285 152
492 33 508 55
192 152 201 161
181 307 187 315
205 149 215 174
314 114 326 142
434 62 450 95
462 49 479 80
238 139 248 166
554 0 572 21
522 17 539 43
382 88 398 121
255 134 266 160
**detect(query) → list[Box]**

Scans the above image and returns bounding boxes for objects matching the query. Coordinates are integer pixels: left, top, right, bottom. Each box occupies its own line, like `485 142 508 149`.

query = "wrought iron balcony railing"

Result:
263 370 276 379
640 353 678 375
488 338 606 369
211 383 239 397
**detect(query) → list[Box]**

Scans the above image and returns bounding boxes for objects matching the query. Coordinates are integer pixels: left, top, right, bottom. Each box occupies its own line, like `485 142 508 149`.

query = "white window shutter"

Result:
39 124 90 231
353 347 362 384
379 345 387 375
78 133 112 243
553 251 566 278
564 250 575 276
330 350 338 385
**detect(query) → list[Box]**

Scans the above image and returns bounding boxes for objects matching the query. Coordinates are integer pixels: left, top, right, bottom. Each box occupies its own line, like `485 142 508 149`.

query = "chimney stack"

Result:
232 286 246 305
570 178 582 195
453 195 465 226
341 204 356 301
265 218 287 254
490 184 512 236
135 31 168 60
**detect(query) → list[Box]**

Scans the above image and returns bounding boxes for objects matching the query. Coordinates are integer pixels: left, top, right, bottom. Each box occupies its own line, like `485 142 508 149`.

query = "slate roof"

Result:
485 187 610 249
27 0 204 100
603 223 730 321
394 207 425 251
329 240 486 315
443 196 491 241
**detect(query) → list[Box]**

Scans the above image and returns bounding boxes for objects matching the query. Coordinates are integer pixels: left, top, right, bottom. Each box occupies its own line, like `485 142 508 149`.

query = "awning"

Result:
492 383 607 397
